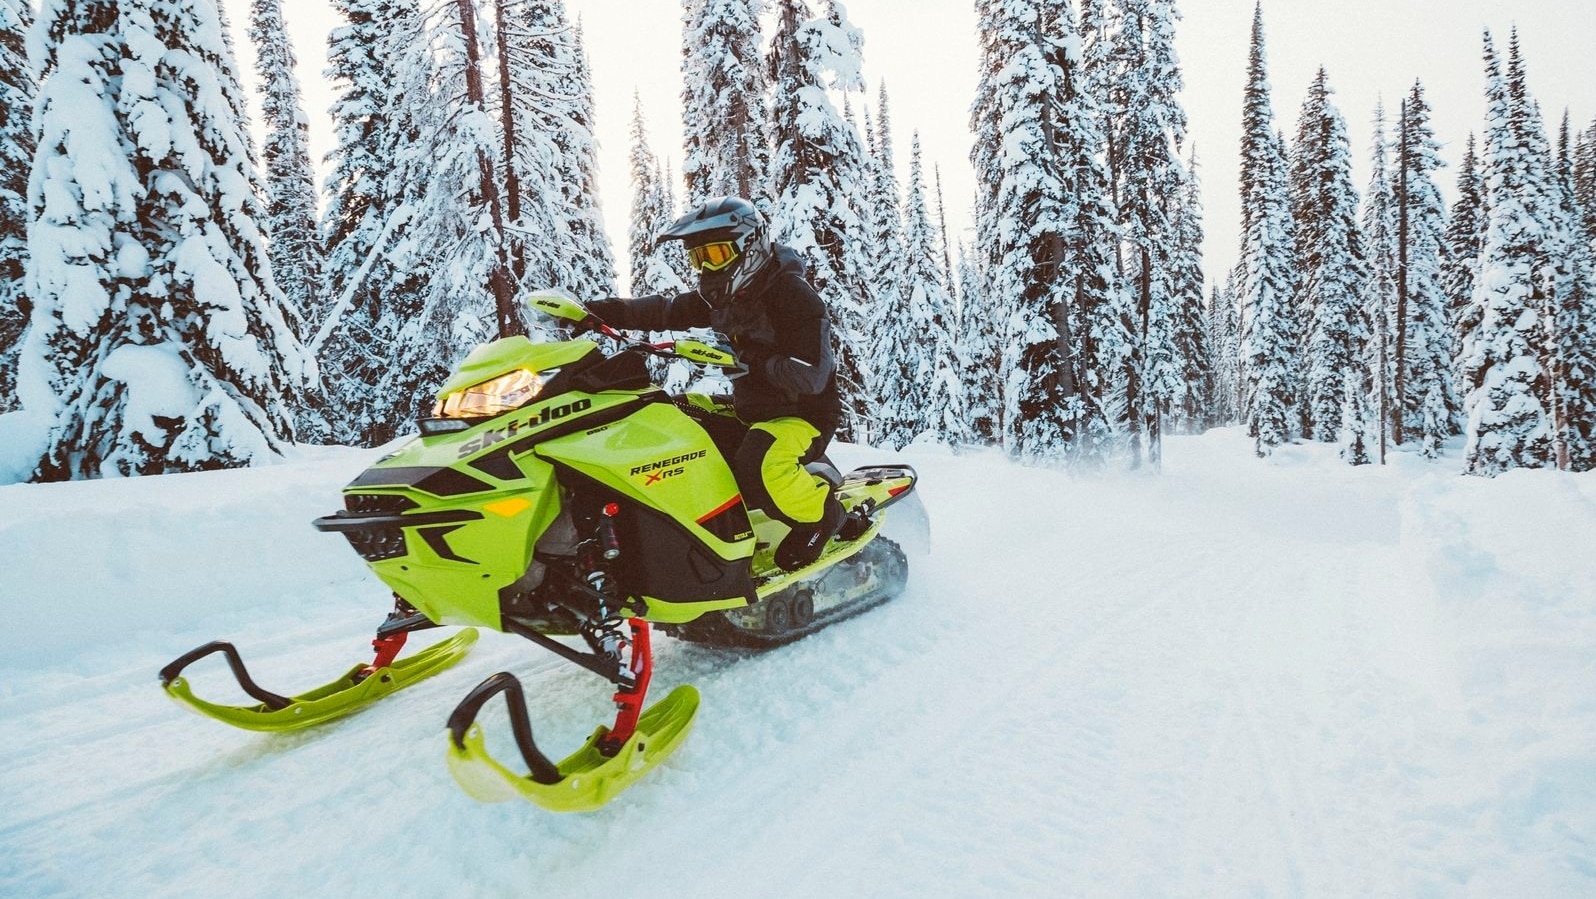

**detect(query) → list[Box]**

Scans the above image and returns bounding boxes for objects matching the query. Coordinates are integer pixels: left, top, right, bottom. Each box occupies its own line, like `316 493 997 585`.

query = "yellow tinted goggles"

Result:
688 241 740 272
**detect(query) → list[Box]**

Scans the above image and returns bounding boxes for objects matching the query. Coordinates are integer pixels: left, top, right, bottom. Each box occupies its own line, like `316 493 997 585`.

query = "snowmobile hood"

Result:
434 338 599 399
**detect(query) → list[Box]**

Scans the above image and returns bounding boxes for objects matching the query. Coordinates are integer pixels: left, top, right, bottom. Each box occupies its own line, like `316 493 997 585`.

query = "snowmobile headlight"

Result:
432 368 548 419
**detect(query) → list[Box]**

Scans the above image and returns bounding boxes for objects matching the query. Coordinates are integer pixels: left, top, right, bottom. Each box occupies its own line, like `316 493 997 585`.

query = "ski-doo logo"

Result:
455 398 593 457
631 450 706 485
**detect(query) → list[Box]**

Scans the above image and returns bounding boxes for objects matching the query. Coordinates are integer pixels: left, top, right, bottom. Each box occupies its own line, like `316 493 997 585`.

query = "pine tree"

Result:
1460 31 1555 475
1392 82 1458 451
955 239 1001 444
0 0 34 415
1207 278 1243 425
555 20 615 300
1290 69 1367 443
1574 118 1596 247
26 0 311 478
1169 145 1211 432
766 0 873 439
1338 371 1371 465
1362 103 1397 462
627 94 688 297
878 135 964 448
1441 132 1485 365
1106 0 1189 467
1236 5 1296 456
971 0 1121 464
1551 112 1596 470
316 0 437 445
248 0 322 342
680 0 770 207
860 83 907 425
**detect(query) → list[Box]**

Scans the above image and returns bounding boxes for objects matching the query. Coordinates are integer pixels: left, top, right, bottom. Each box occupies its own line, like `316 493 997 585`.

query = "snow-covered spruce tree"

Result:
1441 132 1485 365
1207 277 1243 425
317 0 445 445
1362 103 1397 460
497 3 614 303
25 0 311 479
1289 69 1367 443
1169 146 1211 432
1576 117 1596 247
1102 0 1189 466
878 136 965 448
248 0 322 342
766 0 873 440
627 93 689 296
860 84 906 428
971 0 1120 464
1338 370 1371 465
1459 31 1555 475
1392 83 1459 451
680 0 770 208
1235 5 1297 456
1552 112 1596 470
0 0 34 415
954 239 1001 444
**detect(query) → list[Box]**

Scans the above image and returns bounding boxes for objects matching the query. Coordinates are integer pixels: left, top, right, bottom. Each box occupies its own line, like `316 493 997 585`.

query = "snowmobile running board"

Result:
160 628 479 732
445 619 698 811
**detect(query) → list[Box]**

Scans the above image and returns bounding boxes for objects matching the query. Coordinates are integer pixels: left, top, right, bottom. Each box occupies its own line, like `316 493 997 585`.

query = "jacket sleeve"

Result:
760 278 836 396
586 292 712 331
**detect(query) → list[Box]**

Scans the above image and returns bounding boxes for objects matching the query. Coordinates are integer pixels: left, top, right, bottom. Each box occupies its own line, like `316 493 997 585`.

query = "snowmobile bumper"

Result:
159 628 479 732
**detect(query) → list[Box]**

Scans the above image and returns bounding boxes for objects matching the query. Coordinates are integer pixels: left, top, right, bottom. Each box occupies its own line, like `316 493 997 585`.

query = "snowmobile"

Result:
159 291 925 812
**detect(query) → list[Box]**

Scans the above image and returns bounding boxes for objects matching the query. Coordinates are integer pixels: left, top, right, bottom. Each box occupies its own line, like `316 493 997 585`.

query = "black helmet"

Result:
655 196 773 305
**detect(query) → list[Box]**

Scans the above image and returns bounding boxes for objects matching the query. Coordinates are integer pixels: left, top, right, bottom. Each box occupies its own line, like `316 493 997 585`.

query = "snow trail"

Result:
3 431 1594 897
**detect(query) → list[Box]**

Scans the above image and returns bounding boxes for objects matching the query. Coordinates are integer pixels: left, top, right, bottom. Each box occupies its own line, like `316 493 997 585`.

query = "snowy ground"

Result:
2 430 1594 898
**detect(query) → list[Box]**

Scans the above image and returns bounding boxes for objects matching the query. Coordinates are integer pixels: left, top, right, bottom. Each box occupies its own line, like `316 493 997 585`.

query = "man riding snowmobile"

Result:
585 196 856 572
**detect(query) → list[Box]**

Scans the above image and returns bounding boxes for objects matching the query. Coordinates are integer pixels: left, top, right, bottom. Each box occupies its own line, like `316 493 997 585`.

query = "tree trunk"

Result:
494 0 525 282
1393 98 1410 445
455 0 520 338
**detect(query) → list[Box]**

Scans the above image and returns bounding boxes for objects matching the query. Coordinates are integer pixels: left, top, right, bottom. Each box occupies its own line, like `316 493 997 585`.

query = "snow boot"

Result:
774 492 844 572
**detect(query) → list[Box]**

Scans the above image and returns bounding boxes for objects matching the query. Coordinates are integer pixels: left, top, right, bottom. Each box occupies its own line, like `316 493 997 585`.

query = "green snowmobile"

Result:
159 291 924 812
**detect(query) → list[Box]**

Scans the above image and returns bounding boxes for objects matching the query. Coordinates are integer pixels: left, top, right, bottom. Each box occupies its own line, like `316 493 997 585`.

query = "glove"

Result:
729 343 770 381
570 313 604 335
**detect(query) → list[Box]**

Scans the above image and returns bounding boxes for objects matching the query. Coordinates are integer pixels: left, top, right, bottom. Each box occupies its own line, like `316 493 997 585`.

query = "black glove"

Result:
570 313 604 335
729 343 771 381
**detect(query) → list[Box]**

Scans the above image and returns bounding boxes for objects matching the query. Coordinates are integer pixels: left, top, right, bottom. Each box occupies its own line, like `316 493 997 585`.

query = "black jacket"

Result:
588 245 840 424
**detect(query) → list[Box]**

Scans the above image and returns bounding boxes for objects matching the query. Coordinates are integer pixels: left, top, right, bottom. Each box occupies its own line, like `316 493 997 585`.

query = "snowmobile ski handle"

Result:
158 641 293 711
446 672 564 785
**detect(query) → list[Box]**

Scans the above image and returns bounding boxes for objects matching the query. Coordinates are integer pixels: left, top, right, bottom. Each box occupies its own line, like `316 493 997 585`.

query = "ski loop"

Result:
159 641 293 711
446 673 564 785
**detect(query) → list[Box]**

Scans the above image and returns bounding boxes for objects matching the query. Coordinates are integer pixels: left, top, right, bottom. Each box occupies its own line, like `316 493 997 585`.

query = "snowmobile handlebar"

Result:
527 288 740 369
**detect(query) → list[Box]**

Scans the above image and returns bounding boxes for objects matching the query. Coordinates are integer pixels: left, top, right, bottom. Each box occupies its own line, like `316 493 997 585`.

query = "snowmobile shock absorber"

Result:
598 619 654 757
598 501 622 560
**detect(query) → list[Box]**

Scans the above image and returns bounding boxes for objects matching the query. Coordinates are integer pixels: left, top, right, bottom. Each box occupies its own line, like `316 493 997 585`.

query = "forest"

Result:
0 0 1592 482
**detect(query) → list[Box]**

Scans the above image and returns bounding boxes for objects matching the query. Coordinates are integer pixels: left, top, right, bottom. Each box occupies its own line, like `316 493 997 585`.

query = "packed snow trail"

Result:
2 431 1594 897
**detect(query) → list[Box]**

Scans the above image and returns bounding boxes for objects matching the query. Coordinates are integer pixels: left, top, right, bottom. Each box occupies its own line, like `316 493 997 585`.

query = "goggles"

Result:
687 240 740 273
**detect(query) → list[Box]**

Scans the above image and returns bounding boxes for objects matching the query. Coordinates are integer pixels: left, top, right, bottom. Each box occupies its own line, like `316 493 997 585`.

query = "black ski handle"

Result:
158 641 294 711
446 672 564 785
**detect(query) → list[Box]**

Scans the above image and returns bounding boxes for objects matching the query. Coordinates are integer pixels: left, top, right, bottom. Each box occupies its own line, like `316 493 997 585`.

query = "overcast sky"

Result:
239 0 1595 293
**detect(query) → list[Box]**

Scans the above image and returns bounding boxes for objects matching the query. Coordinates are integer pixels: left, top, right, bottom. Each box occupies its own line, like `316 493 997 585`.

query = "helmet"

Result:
655 196 773 305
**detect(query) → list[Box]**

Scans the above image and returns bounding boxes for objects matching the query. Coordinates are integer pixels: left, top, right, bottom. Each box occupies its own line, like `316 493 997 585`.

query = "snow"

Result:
3 430 1595 896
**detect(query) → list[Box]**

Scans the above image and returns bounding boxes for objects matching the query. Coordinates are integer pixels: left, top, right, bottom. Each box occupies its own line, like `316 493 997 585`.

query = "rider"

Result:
583 196 851 572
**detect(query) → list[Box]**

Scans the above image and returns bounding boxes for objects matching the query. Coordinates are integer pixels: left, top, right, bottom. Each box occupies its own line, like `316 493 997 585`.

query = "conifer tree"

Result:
0 0 34 415
878 136 964 448
1551 112 1596 470
1392 82 1458 450
1207 278 1243 425
627 94 688 297
1575 118 1596 247
860 83 906 417
316 0 436 444
1236 5 1296 456
1441 132 1485 363
1290 69 1367 442
1460 31 1555 475
1362 104 1398 461
1338 371 1371 465
681 0 770 207
1170 145 1211 431
972 0 1120 463
766 0 872 439
955 239 1001 444
248 0 322 341
26 0 311 479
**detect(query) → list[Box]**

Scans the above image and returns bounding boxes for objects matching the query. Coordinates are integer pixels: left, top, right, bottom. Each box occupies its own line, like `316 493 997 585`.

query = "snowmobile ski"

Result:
445 618 697 811
160 627 479 732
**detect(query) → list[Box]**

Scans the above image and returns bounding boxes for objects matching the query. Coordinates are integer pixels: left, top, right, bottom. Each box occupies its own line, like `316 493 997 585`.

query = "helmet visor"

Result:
688 240 740 272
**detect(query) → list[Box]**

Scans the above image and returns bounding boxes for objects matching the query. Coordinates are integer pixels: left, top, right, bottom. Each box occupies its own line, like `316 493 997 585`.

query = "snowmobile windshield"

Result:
432 368 552 419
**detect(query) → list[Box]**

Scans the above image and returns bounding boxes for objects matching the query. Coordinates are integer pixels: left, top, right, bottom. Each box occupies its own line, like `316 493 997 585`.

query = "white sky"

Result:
234 0 1595 292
